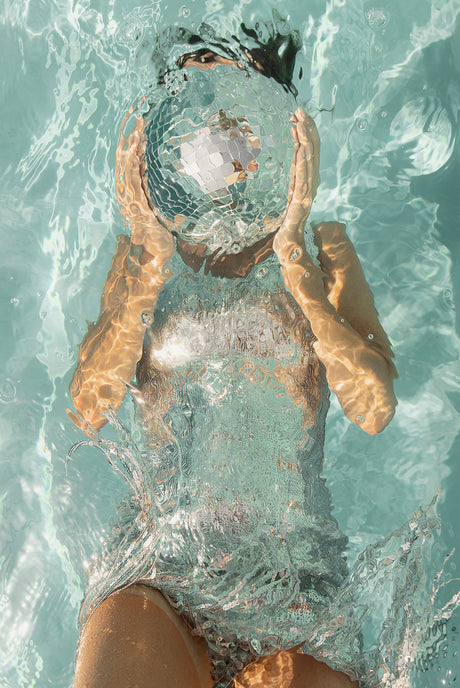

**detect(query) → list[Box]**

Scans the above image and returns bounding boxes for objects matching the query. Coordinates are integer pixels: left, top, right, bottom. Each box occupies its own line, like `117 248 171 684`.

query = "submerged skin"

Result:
70 56 396 687
73 585 357 688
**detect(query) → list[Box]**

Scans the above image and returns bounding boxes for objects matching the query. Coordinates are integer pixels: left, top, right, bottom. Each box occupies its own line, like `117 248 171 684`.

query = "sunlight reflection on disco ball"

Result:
144 66 297 253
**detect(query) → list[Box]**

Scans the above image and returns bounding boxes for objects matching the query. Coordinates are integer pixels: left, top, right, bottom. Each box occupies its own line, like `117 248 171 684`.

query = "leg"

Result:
233 648 358 688
73 584 213 688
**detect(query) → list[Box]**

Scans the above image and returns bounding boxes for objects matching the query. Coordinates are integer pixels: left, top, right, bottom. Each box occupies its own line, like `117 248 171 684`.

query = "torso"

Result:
136 251 333 533
84 251 348 678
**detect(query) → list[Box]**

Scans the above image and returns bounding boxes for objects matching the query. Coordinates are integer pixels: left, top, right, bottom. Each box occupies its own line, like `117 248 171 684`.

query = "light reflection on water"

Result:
0 0 460 686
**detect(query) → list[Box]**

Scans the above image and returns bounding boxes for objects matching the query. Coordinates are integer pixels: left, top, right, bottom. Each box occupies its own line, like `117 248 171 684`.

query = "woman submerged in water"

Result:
70 32 397 688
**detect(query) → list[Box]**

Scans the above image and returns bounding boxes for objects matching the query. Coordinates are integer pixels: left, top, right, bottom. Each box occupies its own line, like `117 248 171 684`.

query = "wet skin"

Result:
73 584 358 688
70 54 396 686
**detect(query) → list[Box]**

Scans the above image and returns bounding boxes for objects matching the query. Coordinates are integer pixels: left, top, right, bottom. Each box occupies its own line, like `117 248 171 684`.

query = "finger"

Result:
287 144 298 205
296 109 320 150
297 120 319 180
139 154 148 180
300 110 321 162
291 125 300 146
135 113 145 134
128 117 149 165
136 120 148 166
301 120 320 192
116 108 137 174
121 104 136 131
294 141 308 194
296 120 310 147
127 125 141 159
118 107 145 158
117 106 136 149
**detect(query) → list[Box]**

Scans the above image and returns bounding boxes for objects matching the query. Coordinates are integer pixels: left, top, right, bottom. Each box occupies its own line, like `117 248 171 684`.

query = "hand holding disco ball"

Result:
118 64 320 258
115 107 175 264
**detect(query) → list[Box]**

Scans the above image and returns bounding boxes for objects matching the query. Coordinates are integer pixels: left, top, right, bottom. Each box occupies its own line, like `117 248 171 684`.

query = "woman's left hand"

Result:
273 108 320 267
115 106 175 263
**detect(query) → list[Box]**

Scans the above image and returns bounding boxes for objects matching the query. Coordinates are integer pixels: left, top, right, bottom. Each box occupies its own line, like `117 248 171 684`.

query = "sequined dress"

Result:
82 243 349 684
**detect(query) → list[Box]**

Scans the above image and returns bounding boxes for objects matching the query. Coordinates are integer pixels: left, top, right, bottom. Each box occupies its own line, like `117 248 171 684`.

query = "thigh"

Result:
233 648 358 688
73 584 213 688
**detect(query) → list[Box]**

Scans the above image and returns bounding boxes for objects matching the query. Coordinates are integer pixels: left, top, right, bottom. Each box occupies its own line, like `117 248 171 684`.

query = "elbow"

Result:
355 357 398 435
67 382 109 438
339 377 397 435
66 406 107 438
355 386 398 435
326 353 398 435
359 403 396 435
68 369 126 437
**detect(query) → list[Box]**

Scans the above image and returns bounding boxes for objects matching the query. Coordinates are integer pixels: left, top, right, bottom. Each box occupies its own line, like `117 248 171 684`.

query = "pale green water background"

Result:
1 0 460 686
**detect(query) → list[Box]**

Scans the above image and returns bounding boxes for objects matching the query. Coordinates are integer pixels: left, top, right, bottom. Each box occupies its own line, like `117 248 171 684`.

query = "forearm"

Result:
314 222 396 372
273 111 396 432
280 255 396 435
68 236 172 435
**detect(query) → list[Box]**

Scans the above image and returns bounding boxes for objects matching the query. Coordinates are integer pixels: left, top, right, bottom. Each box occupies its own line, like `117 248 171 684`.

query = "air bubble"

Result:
256 267 267 279
135 97 149 115
358 117 368 132
289 248 301 261
56 349 75 363
179 6 191 17
340 318 345 323
0 379 16 403
230 242 241 254
304 271 310 278
368 333 375 340
9 297 19 305
142 313 153 326
116 20 144 45
356 415 364 422
442 289 454 310
365 8 389 30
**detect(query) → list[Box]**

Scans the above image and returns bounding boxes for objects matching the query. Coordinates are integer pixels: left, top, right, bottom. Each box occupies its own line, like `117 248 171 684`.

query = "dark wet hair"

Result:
153 21 302 97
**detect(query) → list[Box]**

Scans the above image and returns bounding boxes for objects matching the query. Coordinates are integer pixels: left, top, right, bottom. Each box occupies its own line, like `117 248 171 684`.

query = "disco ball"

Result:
144 65 297 253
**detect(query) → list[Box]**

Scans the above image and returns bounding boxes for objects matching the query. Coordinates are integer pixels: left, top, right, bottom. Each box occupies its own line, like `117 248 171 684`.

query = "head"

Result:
142 26 303 273
143 58 297 259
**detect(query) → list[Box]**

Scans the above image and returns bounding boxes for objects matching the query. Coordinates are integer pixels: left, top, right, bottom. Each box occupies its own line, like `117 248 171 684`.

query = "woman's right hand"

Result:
115 105 175 263
273 108 321 268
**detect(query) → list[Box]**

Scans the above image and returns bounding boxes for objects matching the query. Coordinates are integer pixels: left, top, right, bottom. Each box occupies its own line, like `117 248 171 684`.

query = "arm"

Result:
68 111 174 436
314 220 397 378
273 110 397 435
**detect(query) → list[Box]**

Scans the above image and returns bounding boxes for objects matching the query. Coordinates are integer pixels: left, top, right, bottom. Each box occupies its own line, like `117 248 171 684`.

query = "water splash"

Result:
69 413 460 687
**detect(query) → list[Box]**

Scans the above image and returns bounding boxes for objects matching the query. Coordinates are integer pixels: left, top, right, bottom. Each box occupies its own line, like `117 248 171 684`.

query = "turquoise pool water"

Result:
1 0 459 686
